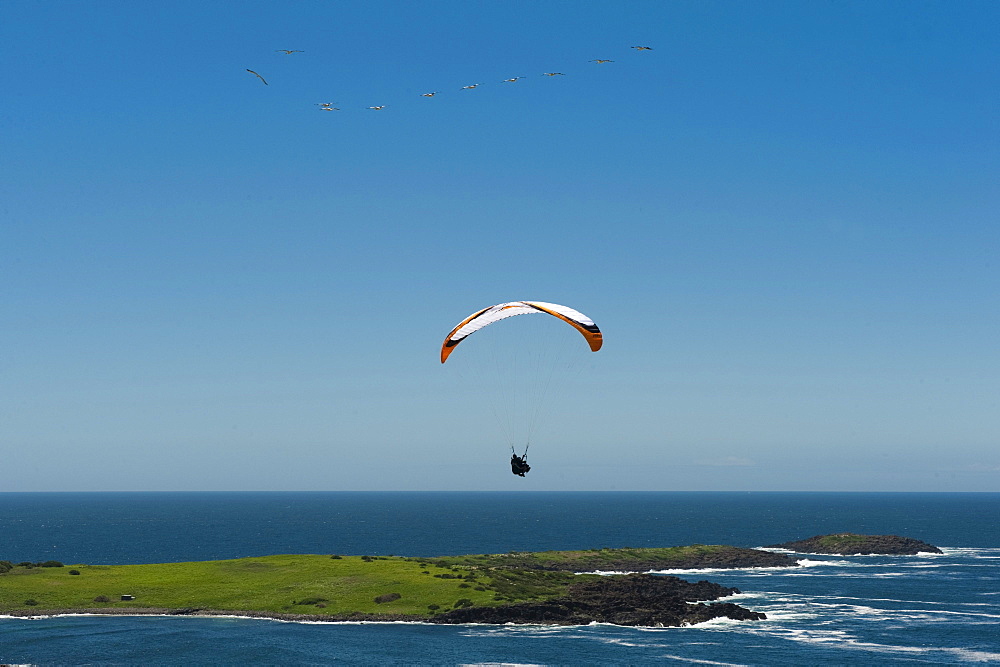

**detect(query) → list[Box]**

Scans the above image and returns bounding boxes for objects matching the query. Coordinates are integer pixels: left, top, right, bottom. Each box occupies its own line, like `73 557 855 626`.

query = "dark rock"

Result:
431 574 766 627
770 533 942 555
169 608 202 615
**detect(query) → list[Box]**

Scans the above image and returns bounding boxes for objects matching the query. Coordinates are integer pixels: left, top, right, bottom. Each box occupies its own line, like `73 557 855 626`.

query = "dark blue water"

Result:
2 492 999 664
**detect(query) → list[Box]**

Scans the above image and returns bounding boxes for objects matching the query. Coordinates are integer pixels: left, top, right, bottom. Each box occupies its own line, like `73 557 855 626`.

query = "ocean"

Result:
1 492 998 665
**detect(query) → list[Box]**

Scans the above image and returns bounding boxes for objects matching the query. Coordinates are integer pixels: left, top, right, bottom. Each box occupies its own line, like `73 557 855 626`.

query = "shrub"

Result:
329 555 342 559
293 597 329 606
361 555 374 562
458 583 470 588
94 595 110 603
453 598 474 608
39 561 64 568
427 604 440 610
374 593 401 604
68 569 81 575
17 562 33 568
474 586 487 591
0 560 12 574
24 599 39 606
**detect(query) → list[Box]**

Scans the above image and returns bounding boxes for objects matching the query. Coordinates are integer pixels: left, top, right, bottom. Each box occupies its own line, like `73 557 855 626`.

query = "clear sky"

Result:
2 0 997 492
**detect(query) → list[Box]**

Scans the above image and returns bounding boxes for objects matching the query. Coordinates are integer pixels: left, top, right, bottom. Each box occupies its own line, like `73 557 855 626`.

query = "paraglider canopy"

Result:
441 301 602 363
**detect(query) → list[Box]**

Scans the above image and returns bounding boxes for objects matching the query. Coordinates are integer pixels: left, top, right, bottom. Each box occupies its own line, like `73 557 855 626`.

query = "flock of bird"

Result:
245 46 653 111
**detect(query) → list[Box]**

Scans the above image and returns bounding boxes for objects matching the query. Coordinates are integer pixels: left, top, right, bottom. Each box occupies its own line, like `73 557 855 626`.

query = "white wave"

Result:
807 594 997 608
947 647 1000 662
460 625 587 637
655 653 745 666
728 624 987 662
0 612 450 627
690 613 791 629
795 558 856 567
941 547 1000 559
633 565 803 576
720 592 760 601
782 630 1000 662
772 547 948 558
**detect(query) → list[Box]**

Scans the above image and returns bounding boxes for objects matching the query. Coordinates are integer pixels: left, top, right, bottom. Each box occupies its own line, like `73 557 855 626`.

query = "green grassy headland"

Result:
0 545 787 619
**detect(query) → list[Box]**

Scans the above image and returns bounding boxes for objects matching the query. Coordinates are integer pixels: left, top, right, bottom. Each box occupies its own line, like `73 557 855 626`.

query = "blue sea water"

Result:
1 492 998 665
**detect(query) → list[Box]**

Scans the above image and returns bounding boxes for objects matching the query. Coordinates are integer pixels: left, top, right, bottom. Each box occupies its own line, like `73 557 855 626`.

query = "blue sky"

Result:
2 0 997 491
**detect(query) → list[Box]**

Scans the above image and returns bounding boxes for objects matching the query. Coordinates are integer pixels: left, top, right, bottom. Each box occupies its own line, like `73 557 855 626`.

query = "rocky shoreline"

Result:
432 574 765 626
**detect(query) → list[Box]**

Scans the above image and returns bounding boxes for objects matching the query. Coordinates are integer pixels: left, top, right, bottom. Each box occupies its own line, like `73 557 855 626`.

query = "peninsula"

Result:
1 545 791 626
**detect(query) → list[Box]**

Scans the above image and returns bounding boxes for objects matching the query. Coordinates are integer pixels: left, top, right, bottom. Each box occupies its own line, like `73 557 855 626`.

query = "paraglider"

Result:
511 451 531 477
441 301 602 476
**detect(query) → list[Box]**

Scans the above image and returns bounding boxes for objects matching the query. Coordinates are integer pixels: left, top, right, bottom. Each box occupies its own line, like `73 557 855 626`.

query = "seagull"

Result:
276 50 304 54
246 69 268 85
542 72 565 76
631 46 653 51
368 105 387 110
461 83 482 89
590 59 614 64
501 77 525 82
316 103 340 110
420 92 440 97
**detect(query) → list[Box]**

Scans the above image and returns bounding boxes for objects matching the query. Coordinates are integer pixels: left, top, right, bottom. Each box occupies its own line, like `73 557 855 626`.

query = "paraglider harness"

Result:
510 444 530 477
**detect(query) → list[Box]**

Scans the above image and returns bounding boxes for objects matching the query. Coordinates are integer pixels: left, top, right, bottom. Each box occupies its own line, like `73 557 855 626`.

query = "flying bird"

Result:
246 69 268 85
276 50 304 54
368 105 387 110
590 59 614 63
542 72 565 76
420 92 440 97
316 103 340 110
631 46 653 51
501 77 525 82
461 84 482 89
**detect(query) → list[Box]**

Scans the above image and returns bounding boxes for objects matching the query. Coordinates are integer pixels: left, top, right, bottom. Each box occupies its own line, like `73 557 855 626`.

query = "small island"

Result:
769 533 943 555
0 545 790 627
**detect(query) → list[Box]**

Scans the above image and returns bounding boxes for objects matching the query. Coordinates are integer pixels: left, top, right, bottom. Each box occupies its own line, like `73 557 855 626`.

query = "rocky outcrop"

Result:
431 574 766 626
770 533 942 555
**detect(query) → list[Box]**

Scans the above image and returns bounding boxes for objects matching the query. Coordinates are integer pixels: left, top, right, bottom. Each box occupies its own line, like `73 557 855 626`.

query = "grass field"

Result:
0 554 579 618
